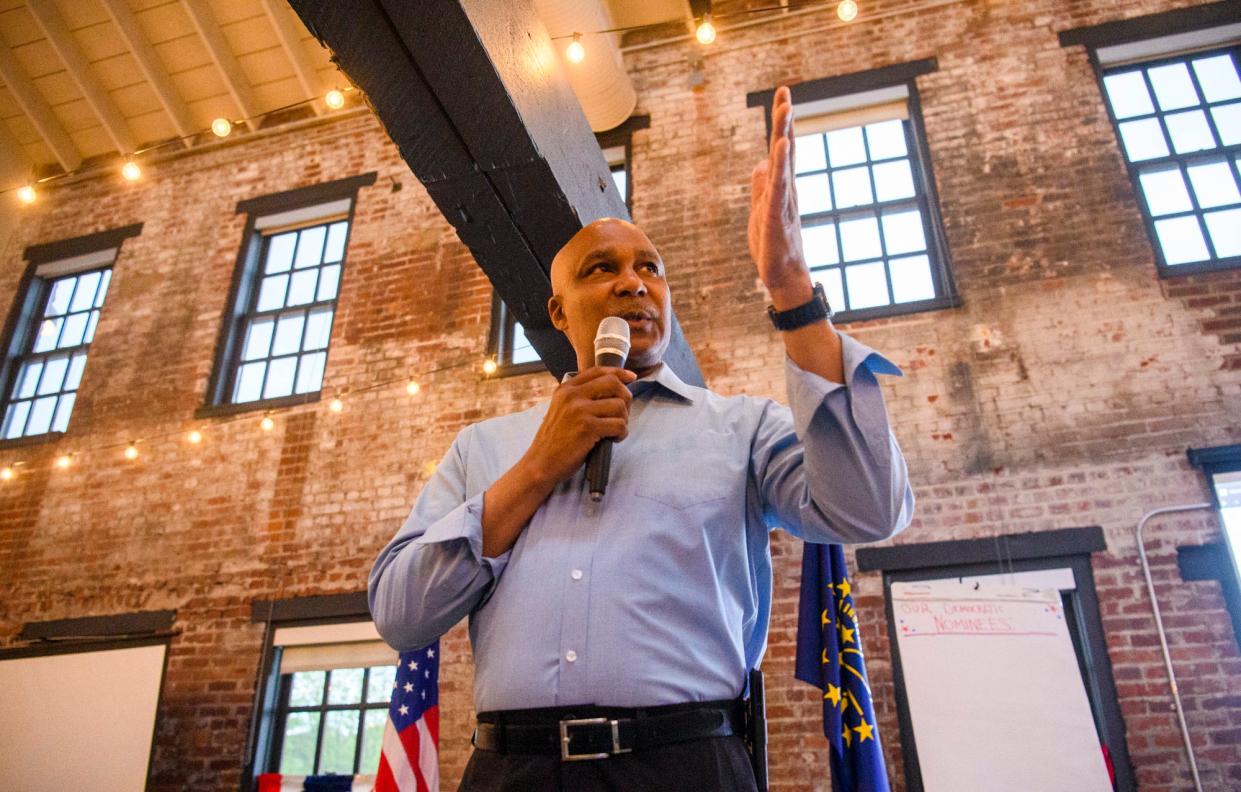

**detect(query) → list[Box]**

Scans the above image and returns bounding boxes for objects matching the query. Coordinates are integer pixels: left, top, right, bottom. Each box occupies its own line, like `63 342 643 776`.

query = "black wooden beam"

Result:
287 0 703 384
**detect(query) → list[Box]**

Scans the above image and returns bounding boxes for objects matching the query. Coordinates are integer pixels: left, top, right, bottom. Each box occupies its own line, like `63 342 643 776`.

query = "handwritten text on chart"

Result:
896 598 1062 637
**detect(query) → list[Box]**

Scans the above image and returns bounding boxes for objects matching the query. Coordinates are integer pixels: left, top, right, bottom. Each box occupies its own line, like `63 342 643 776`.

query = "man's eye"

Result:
641 262 661 274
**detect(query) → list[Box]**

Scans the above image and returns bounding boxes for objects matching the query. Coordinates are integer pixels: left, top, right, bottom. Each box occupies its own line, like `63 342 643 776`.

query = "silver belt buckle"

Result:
559 717 631 761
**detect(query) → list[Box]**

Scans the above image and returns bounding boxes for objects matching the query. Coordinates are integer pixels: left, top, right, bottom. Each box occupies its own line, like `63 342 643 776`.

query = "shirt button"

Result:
566 650 577 663
571 569 583 580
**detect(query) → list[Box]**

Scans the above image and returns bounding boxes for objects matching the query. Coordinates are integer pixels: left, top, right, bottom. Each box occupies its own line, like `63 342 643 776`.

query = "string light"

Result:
121 160 142 181
124 442 139 460
482 358 499 376
55 454 72 469
17 185 36 204
211 118 233 138
406 380 421 396
1 466 13 481
324 89 346 110
260 415 275 432
837 0 859 21
565 33 585 63
695 14 717 44
187 429 203 444
329 397 344 413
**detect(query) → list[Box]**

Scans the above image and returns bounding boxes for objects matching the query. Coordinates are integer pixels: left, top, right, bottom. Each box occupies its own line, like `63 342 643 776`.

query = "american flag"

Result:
373 641 440 792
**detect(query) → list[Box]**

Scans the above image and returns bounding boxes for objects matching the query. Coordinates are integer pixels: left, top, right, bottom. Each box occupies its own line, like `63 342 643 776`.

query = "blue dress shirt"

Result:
369 332 913 712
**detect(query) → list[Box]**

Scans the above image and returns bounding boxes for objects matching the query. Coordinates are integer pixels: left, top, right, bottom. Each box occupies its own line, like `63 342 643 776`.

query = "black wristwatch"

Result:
767 282 832 331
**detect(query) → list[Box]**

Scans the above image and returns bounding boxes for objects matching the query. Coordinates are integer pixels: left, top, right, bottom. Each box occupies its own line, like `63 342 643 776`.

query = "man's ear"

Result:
548 294 567 332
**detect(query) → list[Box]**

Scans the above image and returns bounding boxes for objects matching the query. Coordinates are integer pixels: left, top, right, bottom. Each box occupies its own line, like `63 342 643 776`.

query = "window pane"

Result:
845 262 890 309
83 311 99 344
51 392 75 432
317 265 341 302
510 320 540 365
64 353 87 391
319 710 359 775
47 278 75 316
26 395 56 435
3 400 30 439
33 318 62 353
278 711 319 775
794 134 827 173
272 312 306 357
263 356 296 399
295 226 327 269
94 270 111 308
811 267 845 313
1118 118 1169 161
832 167 873 209
891 255 936 303
328 667 365 705
826 126 867 167
256 275 289 312
289 671 326 706
802 223 839 267
872 159 916 202
1204 208 1241 257
69 272 101 313
17 360 43 399
1165 110 1216 154
233 361 266 403
1193 55 1241 103
1154 215 1211 264
367 665 396 704
287 269 319 307
324 222 349 263
295 351 327 394
243 317 275 361
266 233 297 274
1186 160 1241 208
865 120 907 160
611 167 627 202
795 174 832 214
1148 63 1199 112
303 307 333 352
1103 71 1155 119
360 709 387 773
881 209 928 255
1138 166 1194 216
37 354 69 395
839 215 883 262
59 312 89 348
1212 103 1241 146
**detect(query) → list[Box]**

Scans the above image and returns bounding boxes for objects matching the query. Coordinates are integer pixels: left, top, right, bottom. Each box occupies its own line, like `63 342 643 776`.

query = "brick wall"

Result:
1 0 1239 790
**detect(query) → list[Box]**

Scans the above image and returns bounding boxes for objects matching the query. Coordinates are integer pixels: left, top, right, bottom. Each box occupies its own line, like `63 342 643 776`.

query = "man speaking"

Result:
369 87 914 791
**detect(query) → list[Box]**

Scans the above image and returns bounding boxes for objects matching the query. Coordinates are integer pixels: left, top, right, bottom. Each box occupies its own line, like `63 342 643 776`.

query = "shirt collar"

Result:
560 363 697 404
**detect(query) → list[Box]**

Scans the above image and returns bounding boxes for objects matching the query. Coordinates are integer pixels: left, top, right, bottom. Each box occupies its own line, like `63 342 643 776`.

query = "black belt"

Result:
472 699 744 762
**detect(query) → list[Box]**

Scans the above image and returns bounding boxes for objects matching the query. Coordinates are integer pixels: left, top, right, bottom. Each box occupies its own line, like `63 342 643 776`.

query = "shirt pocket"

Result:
630 429 737 510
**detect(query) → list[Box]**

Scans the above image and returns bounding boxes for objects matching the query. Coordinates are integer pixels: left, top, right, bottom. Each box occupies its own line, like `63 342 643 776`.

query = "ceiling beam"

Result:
180 0 260 123
259 0 324 116
286 0 703 384
0 42 80 173
26 0 137 155
100 0 198 140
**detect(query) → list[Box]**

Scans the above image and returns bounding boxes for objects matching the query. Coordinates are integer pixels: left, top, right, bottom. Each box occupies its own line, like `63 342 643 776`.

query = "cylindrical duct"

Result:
534 0 637 132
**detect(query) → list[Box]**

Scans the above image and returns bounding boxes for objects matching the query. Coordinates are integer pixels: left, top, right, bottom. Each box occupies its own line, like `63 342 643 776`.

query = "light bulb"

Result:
482 358 498 375
1 466 13 481
325 89 346 110
330 397 343 413
406 380 421 396
124 443 139 460
56 454 71 469
121 160 142 181
211 117 232 137
260 416 275 432
566 34 585 64
17 185 36 204
837 0 858 21
696 14 717 44
187 430 203 444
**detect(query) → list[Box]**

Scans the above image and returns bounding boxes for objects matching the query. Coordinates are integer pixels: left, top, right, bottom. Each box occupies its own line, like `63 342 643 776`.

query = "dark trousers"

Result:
458 735 760 792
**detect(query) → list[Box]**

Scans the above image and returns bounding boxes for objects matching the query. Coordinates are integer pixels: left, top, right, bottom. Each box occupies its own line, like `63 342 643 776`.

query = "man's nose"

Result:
613 265 647 295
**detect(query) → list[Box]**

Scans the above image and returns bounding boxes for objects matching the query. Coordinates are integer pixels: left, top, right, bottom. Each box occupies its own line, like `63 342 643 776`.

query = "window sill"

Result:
493 360 547 378
0 431 66 450
831 294 962 325
1157 256 1241 279
194 392 321 420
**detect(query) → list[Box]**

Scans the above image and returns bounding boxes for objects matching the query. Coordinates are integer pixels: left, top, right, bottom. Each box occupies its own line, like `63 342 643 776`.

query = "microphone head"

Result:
594 316 631 367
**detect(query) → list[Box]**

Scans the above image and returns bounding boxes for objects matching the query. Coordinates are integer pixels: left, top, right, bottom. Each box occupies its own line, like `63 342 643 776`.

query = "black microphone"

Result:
585 316 631 502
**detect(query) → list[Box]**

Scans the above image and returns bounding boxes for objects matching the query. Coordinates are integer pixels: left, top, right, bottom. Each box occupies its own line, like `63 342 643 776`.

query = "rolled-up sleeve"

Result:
755 332 914 544
368 426 511 651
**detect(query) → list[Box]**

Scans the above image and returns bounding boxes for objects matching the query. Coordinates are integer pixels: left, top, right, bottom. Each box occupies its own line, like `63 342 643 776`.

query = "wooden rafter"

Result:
100 0 198 140
0 42 80 172
259 0 324 116
180 0 260 123
26 0 137 155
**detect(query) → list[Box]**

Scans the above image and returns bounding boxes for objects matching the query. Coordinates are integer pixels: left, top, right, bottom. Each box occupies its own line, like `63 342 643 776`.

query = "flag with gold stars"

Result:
795 543 889 792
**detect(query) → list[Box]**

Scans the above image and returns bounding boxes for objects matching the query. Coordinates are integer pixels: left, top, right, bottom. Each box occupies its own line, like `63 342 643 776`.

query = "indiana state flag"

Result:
795 542 890 792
